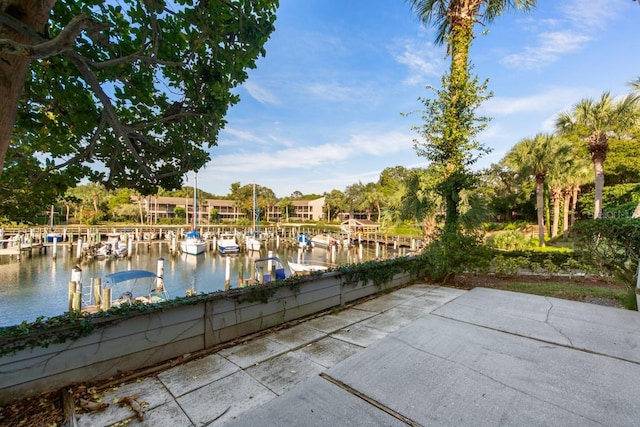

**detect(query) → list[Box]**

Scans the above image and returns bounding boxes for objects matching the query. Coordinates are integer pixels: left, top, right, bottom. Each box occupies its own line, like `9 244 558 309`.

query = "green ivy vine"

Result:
337 255 425 287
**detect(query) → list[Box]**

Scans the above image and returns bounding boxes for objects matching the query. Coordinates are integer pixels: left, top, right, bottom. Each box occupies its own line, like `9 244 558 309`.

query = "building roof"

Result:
340 218 380 233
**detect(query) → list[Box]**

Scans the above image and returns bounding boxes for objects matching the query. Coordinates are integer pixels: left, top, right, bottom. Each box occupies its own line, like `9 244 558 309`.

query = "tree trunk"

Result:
0 0 55 174
535 177 545 247
593 156 605 219
571 185 579 226
441 15 473 233
562 188 571 239
551 185 561 240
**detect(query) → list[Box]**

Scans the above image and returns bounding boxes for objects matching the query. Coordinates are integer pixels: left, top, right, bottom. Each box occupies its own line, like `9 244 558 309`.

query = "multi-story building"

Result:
139 196 326 223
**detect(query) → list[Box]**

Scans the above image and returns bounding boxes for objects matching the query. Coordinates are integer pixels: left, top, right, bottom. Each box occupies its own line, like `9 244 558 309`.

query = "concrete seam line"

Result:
319 372 420 427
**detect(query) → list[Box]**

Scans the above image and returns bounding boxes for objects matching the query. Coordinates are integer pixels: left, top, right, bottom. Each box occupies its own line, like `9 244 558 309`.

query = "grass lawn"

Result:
449 273 637 311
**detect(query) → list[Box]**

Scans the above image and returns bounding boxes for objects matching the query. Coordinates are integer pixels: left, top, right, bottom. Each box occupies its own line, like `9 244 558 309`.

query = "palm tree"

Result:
503 133 571 246
408 0 536 231
362 182 383 222
400 167 442 243
555 92 640 218
562 159 592 238
548 178 563 240
408 1 536 82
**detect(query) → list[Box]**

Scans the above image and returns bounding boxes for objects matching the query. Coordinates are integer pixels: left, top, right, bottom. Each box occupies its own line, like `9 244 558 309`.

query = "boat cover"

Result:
104 270 157 284
186 230 201 238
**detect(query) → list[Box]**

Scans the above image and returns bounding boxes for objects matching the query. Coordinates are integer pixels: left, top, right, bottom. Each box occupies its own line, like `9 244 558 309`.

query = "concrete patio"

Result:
74 284 640 426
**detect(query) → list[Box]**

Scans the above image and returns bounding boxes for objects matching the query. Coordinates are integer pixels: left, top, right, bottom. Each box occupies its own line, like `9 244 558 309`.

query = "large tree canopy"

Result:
0 0 278 209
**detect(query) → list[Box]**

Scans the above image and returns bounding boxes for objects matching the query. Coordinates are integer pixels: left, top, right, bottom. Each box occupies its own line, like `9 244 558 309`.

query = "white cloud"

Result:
392 39 444 85
500 30 591 70
483 87 586 115
210 129 414 177
560 0 623 29
304 82 365 103
243 81 280 105
221 126 266 142
348 130 413 156
500 0 627 71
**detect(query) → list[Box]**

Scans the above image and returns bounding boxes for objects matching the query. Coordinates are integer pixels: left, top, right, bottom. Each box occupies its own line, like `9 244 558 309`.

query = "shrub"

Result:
421 231 491 282
571 218 640 286
486 230 533 251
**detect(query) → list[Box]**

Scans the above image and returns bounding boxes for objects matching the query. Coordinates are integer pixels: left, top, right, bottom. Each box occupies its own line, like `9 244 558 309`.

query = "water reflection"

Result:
0 241 392 327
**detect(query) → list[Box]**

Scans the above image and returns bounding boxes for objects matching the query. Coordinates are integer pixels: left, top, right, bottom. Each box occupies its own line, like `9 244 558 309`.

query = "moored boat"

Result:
287 258 329 275
310 233 338 249
82 268 170 313
95 233 128 258
296 232 311 249
218 232 240 254
242 255 287 285
181 173 206 256
245 233 261 252
246 184 262 252
181 230 206 255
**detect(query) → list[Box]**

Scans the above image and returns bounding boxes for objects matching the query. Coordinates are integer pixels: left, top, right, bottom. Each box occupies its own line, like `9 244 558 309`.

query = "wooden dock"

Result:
0 241 43 257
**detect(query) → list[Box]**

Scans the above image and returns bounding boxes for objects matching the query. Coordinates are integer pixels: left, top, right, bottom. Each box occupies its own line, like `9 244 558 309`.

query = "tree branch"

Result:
64 50 154 180
34 111 109 182
0 12 108 58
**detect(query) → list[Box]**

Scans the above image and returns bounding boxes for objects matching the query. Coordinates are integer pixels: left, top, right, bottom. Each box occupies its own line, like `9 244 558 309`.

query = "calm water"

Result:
0 240 387 327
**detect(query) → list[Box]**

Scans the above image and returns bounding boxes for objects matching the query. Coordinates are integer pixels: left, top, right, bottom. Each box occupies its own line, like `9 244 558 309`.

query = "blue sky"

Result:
196 0 640 198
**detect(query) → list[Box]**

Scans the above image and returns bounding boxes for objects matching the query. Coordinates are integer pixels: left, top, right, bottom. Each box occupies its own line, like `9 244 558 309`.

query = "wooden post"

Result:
68 281 76 312
225 255 231 290
76 237 83 259
93 278 102 306
156 258 165 291
68 265 82 312
101 288 112 311
72 292 81 312
127 236 133 259
52 237 58 259
238 263 244 287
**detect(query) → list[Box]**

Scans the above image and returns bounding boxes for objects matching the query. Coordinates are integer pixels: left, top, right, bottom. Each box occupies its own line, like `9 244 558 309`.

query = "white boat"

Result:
242 256 287 285
181 229 206 255
95 233 127 258
45 204 62 242
310 234 338 249
245 234 261 252
102 270 170 308
297 232 311 249
181 173 206 256
246 183 262 252
287 258 329 275
217 232 240 254
46 232 63 243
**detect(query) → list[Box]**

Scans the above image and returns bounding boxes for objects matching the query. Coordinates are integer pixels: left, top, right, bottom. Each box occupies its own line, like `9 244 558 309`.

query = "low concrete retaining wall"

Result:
0 271 414 405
